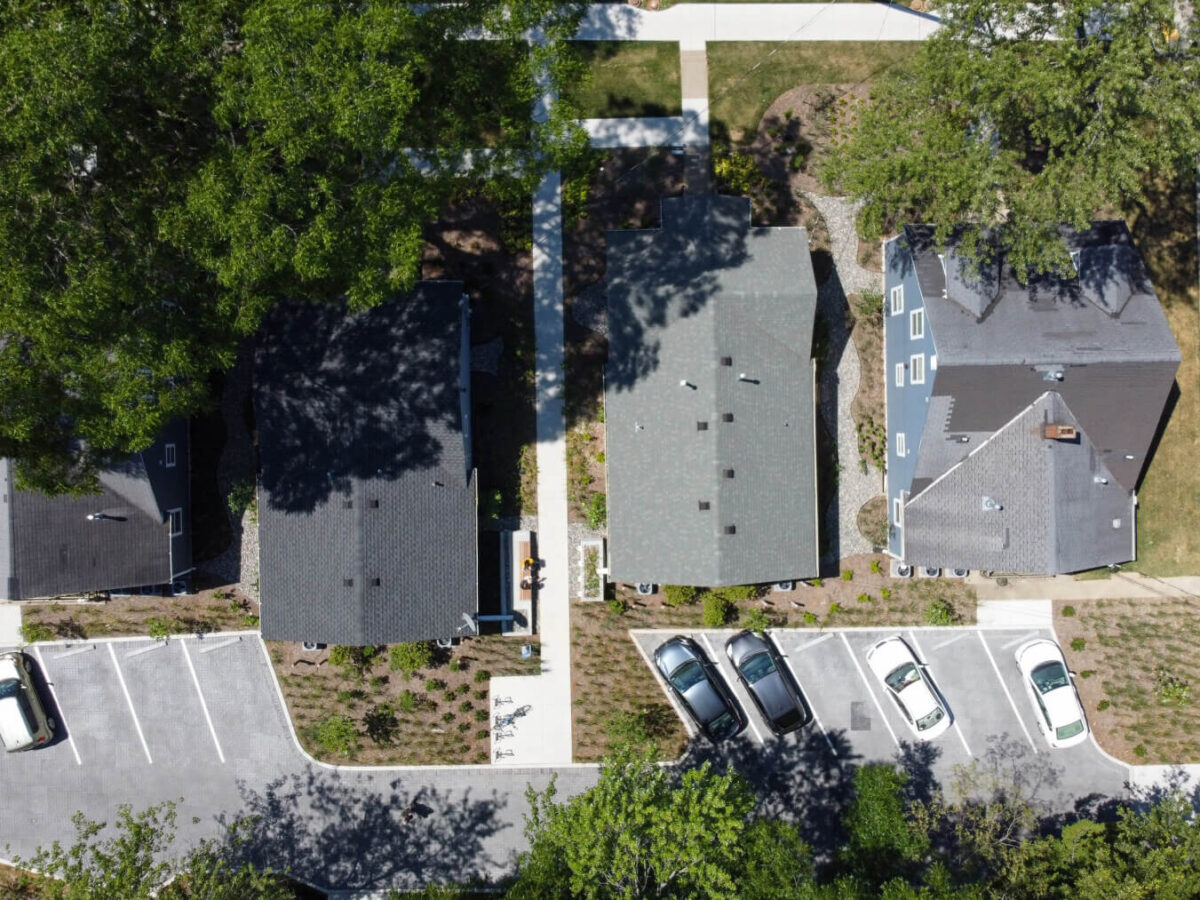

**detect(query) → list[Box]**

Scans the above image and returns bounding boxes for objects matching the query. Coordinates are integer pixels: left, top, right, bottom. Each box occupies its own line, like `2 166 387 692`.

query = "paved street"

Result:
0 635 596 893
633 626 1130 820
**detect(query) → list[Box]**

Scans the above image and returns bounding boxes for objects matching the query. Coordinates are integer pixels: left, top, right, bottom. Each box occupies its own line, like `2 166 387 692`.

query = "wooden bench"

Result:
518 540 533 602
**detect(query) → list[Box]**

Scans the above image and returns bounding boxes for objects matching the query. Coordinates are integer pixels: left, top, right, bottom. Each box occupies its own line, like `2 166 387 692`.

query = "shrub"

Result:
828 602 843 616
443 690 457 703
810 578 822 588
389 641 434 677
702 592 734 627
331 645 383 680
442 711 455 723
474 708 489 722
924 599 955 626
473 688 487 701
870 560 881 574
480 488 503 520
586 493 607 530
841 569 853 581
227 479 257 520
475 728 490 739
369 676 386 691
595 452 605 463
802 611 818 626
663 584 698 607
425 678 445 692
457 722 471 734
1133 744 1147 758
449 659 462 673
606 596 628 616
856 593 871 604
312 715 358 757
398 690 417 713
146 617 176 642
714 584 756 602
1097 699 1110 711
1080 670 1095 679
879 588 892 601
1070 638 1086 652
741 607 771 635
713 148 767 196
1062 605 1076 617
473 669 491 684
1155 667 1190 705
459 700 473 713
19 622 55 643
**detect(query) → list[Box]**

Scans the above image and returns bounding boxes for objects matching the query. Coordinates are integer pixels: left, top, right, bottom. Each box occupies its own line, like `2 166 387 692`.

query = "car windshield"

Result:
0 679 17 700
885 662 921 693
670 660 706 693
739 652 776 685
1031 661 1070 695
1056 719 1085 741
917 706 945 731
709 711 737 739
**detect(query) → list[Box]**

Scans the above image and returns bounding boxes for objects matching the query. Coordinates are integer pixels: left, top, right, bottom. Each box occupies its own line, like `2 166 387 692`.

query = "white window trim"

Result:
893 498 903 527
910 353 926 385
930 354 938 371
889 285 904 316
896 432 907 457
894 363 905 387
168 508 183 537
909 308 924 340
164 443 177 468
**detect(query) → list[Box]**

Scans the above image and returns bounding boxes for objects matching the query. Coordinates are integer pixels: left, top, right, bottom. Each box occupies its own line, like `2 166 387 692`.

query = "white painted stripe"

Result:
775 639 836 756
977 631 1038 752
126 641 167 658
796 633 834 652
198 637 242 654
701 633 762 745
53 644 96 659
930 632 970 652
107 642 152 764
1002 630 1041 651
31 646 81 766
180 641 225 764
839 632 898 747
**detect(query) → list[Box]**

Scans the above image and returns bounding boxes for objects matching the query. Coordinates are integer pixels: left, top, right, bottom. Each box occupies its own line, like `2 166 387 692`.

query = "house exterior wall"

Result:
884 235 937 558
143 419 193 581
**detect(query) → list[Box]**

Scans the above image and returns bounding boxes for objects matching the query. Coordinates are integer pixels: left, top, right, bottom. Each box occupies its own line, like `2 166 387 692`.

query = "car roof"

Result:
1042 684 1083 726
899 676 940 720
683 677 728 725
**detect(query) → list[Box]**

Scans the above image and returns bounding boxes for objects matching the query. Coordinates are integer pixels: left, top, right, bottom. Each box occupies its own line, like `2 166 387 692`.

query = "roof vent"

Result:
723 469 735 479
981 496 1003 512
720 356 733 366
1094 475 1109 485
369 499 380 508
371 577 381 587
698 501 711 511
343 577 354 587
722 413 734 423
696 421 709 431
724 525 737 535
1044 424 1077 440
343 500 354 509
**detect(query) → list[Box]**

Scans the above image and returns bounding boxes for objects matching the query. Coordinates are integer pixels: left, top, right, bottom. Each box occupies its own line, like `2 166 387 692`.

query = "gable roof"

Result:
903 392 1134 574
0 423 190 599
604 195 819 586
255 283 478 645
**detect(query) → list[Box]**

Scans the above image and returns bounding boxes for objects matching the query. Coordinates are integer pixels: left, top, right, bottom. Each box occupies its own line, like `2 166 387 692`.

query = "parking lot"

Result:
633 626 1130 804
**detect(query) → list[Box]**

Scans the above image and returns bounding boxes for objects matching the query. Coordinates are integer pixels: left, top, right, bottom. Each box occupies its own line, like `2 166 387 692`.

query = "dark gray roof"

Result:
0 423 191 599
904 392 1134 574
903 221 1179 367
604 195 819 586
255 282 478 645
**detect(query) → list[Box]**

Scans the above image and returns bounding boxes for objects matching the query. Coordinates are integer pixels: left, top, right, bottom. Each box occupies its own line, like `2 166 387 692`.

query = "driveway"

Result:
634 626 1130 832
0 634 594 893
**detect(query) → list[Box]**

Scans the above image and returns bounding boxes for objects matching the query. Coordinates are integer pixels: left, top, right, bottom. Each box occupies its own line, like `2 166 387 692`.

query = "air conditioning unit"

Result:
890 561 913 578
948 568 969 579
773 581 795 592
919 567 941 578
636 583 655 596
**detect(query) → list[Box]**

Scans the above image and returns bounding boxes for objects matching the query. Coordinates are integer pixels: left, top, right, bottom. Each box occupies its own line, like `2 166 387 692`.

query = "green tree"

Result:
839 765 929 888
389 641 435 678
511 747 803 899
822 0 1200 275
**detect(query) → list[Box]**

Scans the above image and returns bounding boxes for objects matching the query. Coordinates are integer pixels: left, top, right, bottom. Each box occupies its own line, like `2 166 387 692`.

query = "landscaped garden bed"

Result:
1055 596 1200 764
268 635 540 765
19 589 260 642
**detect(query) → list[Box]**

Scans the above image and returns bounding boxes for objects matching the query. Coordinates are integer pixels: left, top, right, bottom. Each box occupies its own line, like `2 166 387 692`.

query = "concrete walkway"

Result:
575 3 940 43
970 572 1200 602
0 603 21 645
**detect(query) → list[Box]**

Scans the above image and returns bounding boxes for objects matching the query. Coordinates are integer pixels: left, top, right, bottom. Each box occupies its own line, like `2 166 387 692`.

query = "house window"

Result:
930 354 938 371
168 508 183 537
896 432 907 457
893 498 903 527
164 443 176 468
910 354 926 385
895 363 905 387
890 285 904 315
909 309 924 340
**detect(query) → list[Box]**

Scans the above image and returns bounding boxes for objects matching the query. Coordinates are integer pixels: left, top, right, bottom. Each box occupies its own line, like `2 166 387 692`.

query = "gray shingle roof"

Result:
604 195 819 587
904 392 1134 574
255 283 478 645
0 424 191 599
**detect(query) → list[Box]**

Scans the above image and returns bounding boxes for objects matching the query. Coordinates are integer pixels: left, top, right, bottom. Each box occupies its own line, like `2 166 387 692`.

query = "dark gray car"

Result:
724 630 812 735
654 636 745 743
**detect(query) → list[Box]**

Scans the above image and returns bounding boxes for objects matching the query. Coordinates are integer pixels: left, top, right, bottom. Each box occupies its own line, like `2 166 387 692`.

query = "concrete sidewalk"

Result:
575 2 940 43
970 572 1200 602
0 603 21 645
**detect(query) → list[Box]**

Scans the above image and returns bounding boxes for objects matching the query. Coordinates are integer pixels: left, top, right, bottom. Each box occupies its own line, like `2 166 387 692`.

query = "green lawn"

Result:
565 41 682 118
706 42 914 144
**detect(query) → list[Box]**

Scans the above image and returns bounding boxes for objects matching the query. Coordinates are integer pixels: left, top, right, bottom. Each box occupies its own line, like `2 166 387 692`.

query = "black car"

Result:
724 630 812 735
654 636 745 743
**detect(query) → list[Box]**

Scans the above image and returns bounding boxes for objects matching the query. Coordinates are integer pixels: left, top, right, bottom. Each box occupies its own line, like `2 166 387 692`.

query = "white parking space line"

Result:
931 632 970 652
31 647 81 766
978 631 1038 752
839 632 899 747
701 634 763 744
180 641 225 764
107 642 152 764
774 640 836 756
796 633 834 652
909 631 972 757
1002 630 1041 651
53 644 96 660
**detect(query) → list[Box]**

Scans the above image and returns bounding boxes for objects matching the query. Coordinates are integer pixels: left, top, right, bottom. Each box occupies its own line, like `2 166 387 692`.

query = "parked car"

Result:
0 651 55 751
1015 639 1089 749
865 637 952 741
654 636 745 743
724 630 812 735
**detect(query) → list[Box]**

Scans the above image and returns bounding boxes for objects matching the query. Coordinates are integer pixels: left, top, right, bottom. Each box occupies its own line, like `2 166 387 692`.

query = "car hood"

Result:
682 680 727 725
867 639 913 679
656 640 696 675
726 632 768 668
1016 639 1060 672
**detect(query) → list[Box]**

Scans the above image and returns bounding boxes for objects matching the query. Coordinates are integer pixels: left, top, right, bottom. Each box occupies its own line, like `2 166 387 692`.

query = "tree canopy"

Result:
822 0 1200 274
0 0 586 492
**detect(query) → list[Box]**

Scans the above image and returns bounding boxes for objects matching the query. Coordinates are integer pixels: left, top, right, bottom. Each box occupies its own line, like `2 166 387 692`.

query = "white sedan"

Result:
1015 639 1089 749
866 637 952 741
